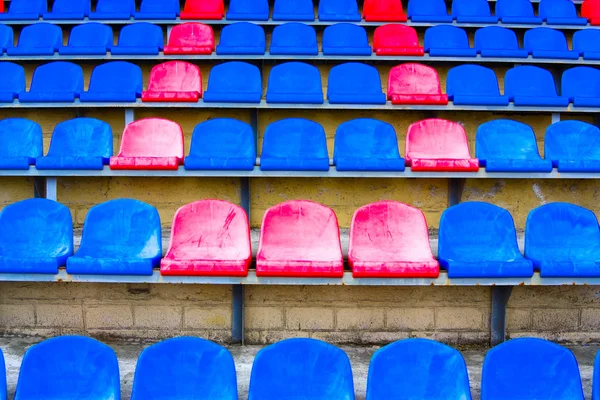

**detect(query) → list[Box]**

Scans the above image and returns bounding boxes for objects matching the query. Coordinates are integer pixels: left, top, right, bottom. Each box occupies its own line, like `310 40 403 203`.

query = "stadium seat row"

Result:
3 60 600 107
0 335 596 400
2 197 600 278
0 0 591 25
3 22 599 59
4 117 600 173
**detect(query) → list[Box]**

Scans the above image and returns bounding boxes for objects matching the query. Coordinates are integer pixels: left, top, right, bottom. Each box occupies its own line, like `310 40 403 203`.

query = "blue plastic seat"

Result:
539 0 587 25
322 23 372 55
0 199 72 273
476 119 551 172
447 65 509 105
111 23 163 55
66 199 161 275
270 23 318 55
328 62 386 104
131 337 237 400
334 118 404 171
545 120 600 171
474 26 529 58
526 203 600 276
425 25 477 57
408 0 452 22
452 0 498 23
0 0 46 20
7 23 61 56
504 66 569 106
496 0 543 23
185 118 255 170
14 336 119 400
482 338 584 399
135 0 179 19
0 25 13 53
227 0 270 20
248 338 355 400
0 62 25 102
19 62 83 103
0 118 42 169
573 29 600 60
36 118 113 170
524 27 579 59
261 118 329 171
562 66 600 107
267 62 324 103
43 0 90 20
59 23 112 55
204 61 262 103
366 339 471 400
319 0 361 21
439 202 533 278
90 0 135 19
80 61 142 102
216 22 266 54
273 0 314 20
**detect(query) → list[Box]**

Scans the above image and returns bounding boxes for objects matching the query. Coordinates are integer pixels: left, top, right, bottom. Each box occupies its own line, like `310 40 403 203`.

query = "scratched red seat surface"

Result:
161 200 252 276
374 24 424 56
142 61 202 102
349 201 439 278
164 23 215 55
181 0 224 19
388 63 448 105
110 118 184 170
582 0 600 24
363 0 407 21
256 200 344 277
406 118 479 172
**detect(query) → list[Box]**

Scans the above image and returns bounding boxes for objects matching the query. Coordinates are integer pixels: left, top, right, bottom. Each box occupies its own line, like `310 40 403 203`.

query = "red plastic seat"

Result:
405 118 479 172
363 0 407 21
161 200 251 276
374 24 424 56
142 61 202 102
583 0 600 24
349 201 439 278
388 64 448 105
110 118 184 170
164 23 215 55
181 0 224 19
256 200 344 277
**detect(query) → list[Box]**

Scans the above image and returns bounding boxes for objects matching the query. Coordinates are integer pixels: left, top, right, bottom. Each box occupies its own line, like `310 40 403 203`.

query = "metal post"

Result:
45 177 58 201
231 284 245 344
551 113 561 124
447 178 466 207
33 177 46 198
125 109 134 125
491 286 514 346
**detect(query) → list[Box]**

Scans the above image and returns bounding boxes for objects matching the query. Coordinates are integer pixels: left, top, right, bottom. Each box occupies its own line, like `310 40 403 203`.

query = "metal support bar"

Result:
490 286 514 346
447 178 466 207
45 177 58 201
231 284 244 344
33 177 46 198
551 113 561 124
125 108 134 125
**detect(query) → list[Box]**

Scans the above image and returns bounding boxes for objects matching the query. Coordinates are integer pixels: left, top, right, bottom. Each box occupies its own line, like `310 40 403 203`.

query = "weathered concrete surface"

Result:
1 337 598 400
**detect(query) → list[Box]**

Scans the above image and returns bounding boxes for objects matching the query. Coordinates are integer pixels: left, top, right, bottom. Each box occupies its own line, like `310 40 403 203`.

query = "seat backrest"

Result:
333 118 401 163
206 61 261 96
248 338 354 400
476 119 542 163
374 24 420 49
0 62 25 95
524 27 570 52
77 198 161 258
388 63 443 97
0 198 72 259
8 0 47 14
363 0 406 17
50 0 91 14
88 61 142 95
117 118 184 160
273 0 314 18
271 22 318 49
366 338 471 400
165 200 251 262
318 0 360 19
323 23 369 49
0 118 42 159
539 0 579 19
447 64 502 98
258 200 342 260
583 0 600 18
47 118 113 159
349 202 434 263
504 66 558 98
117 23 164 49
217 22 266 52
544 120 600 164
167 22 214 50
408 0 447 16
562 66 600 100
30 62 83 94
573 29 600 54
496 0 536 17
405 118 472 161
96 0 135 14
481 338 584 400
67 23 112 48
262 118 328 160
267 61 323 96
328 62 383 96
146 61 202 94
131 337 237 400
14 336 119 400
424 25 470 50
139 0 179 13
188 118 256 161
183 0 224 15
452 0 492 17
0 25 13 49
17 23 62 49
475 26 521 51
228 0 269 15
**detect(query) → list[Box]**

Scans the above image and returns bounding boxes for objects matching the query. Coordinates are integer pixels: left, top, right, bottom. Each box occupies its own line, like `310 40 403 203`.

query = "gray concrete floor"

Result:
0 337 597 400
